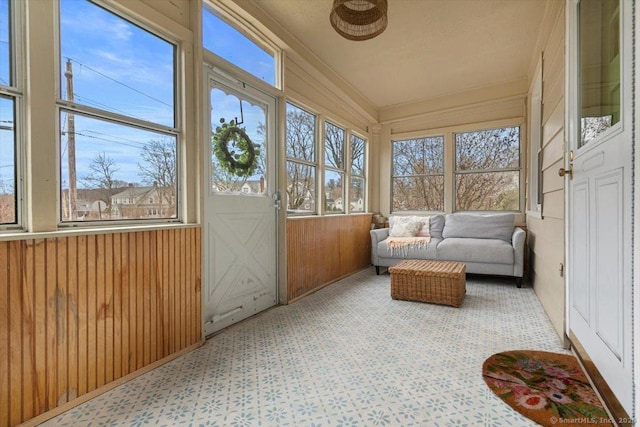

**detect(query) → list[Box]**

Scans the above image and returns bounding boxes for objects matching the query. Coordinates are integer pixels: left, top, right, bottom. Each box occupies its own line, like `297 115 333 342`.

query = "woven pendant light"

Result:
330 0 388 41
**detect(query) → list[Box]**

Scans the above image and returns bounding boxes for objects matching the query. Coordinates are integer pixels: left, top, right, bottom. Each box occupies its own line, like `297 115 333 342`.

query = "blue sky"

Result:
0 0 275 190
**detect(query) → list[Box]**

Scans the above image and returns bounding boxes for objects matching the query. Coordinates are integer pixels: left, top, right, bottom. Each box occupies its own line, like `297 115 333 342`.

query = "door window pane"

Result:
60 0 175 127
579 0 620 146
210 87 266 194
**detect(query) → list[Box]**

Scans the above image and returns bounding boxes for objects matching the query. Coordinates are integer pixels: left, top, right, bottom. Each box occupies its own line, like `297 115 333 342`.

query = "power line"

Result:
67 57 172 108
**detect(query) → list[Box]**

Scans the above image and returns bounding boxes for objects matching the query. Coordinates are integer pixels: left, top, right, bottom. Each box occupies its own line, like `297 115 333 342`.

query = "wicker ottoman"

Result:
389 260 466 307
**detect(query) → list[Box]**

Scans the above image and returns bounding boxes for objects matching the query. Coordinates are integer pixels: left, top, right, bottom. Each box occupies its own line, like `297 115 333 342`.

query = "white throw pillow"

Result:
389 218 423 237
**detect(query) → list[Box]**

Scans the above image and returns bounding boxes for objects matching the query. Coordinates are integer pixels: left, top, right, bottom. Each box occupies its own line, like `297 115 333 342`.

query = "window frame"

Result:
389 119 524 215
323 120 346 215
453 125 522 212
202 1 282 90
285 99 369 217
56 0 182 226
0 0 24 231
390 135 445 214
348 132 367 214
285 101 319 216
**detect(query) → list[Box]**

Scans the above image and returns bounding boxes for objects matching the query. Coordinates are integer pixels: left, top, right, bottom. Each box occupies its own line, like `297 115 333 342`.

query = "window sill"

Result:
0 222 200 242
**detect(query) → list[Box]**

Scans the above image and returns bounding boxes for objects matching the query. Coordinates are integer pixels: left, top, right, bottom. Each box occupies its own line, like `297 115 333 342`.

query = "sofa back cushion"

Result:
442 213 514 242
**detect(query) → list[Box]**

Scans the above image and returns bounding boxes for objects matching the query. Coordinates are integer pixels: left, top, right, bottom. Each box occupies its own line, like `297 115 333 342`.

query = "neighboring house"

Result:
111 185 175 219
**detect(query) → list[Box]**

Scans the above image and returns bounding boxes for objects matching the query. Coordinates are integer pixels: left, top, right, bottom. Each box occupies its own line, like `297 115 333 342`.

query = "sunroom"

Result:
0 0 638 426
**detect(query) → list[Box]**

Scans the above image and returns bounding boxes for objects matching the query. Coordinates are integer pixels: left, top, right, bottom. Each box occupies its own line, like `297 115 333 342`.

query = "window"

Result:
285 103 316 214
455 126 520 211
579 0 620 147
0 0 18 227
59 0 178 222
349 134 366 213
324 121 345 214
392 137 444 211
202 7 276 87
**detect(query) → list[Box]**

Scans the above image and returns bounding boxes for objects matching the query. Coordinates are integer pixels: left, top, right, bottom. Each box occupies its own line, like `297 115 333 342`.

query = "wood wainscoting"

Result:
286 214 372 302
0 227 202 427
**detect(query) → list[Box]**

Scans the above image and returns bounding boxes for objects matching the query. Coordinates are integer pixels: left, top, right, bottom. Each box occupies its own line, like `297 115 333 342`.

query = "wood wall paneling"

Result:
0 227 201 426
287 214 372 301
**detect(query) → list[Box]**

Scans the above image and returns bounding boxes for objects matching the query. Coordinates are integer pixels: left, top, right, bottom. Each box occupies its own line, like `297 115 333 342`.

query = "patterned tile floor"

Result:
41 269 567 427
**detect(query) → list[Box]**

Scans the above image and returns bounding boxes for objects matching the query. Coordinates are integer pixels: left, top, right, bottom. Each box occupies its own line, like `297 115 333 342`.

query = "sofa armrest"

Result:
512 227 526 277
370 228 389 266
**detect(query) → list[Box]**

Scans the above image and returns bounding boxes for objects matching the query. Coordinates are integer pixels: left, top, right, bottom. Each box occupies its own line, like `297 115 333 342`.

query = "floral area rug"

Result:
482 350 613 427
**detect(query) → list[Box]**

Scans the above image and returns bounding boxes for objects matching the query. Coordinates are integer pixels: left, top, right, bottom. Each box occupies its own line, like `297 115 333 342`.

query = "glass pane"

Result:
0 96 15 224
351 134 366 176
392 176 444 212
579 0 620 146
202 8 275 86
455 127 519 171
349 176 365 213
0 0 9 86
324 170 344 213
286 161 315 214
455 171 519 211
392 137 443 176
60 111 177 222
286 103 315 162
210 87 266 194
324 122 345 169
60 0 175 127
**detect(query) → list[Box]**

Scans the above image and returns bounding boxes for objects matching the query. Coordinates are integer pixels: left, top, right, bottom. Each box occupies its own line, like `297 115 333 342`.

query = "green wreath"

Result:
212 118 260 178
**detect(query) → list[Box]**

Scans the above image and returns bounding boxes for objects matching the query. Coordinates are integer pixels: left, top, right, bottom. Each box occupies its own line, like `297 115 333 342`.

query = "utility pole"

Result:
65 59 77 220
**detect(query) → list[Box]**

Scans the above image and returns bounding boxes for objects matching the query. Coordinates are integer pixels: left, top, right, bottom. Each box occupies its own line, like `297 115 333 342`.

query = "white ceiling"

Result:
253 0 548 110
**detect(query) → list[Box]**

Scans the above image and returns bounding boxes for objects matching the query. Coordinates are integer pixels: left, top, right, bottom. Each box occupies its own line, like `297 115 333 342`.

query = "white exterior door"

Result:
203 68 278 336
566 0 632 413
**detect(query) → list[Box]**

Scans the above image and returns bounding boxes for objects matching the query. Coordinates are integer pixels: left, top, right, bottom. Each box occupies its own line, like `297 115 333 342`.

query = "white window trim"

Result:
527 55 543 219
57 0 182 227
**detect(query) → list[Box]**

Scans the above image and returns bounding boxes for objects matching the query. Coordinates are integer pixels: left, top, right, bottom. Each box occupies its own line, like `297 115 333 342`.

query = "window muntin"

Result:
454 126 520 211
285 102 316 215
349 134 366 213
324 122 345 214
202 8 275 87
392 136 444 212
59 0 178 223
60 111 177 221
579 0 620 147
60 0 175 127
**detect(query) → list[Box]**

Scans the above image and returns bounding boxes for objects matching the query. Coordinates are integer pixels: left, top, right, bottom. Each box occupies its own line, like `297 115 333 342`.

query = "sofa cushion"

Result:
437 238 514 265
389 214 445 239
442 213 514 242
429 215 445 240
377 238 440 260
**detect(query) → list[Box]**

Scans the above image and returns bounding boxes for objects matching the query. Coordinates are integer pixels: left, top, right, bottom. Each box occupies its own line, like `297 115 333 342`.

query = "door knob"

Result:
558 166 573 179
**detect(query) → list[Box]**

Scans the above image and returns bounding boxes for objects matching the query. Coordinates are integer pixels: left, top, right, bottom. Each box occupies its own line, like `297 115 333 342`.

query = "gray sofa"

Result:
370 213 526 287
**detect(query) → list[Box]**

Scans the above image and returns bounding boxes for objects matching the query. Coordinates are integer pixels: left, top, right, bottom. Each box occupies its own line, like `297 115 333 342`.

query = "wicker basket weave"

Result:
389 260 466 307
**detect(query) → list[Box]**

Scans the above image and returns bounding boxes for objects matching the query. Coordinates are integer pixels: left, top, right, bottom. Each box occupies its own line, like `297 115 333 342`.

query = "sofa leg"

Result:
515 277 522 288
375 266 380 275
